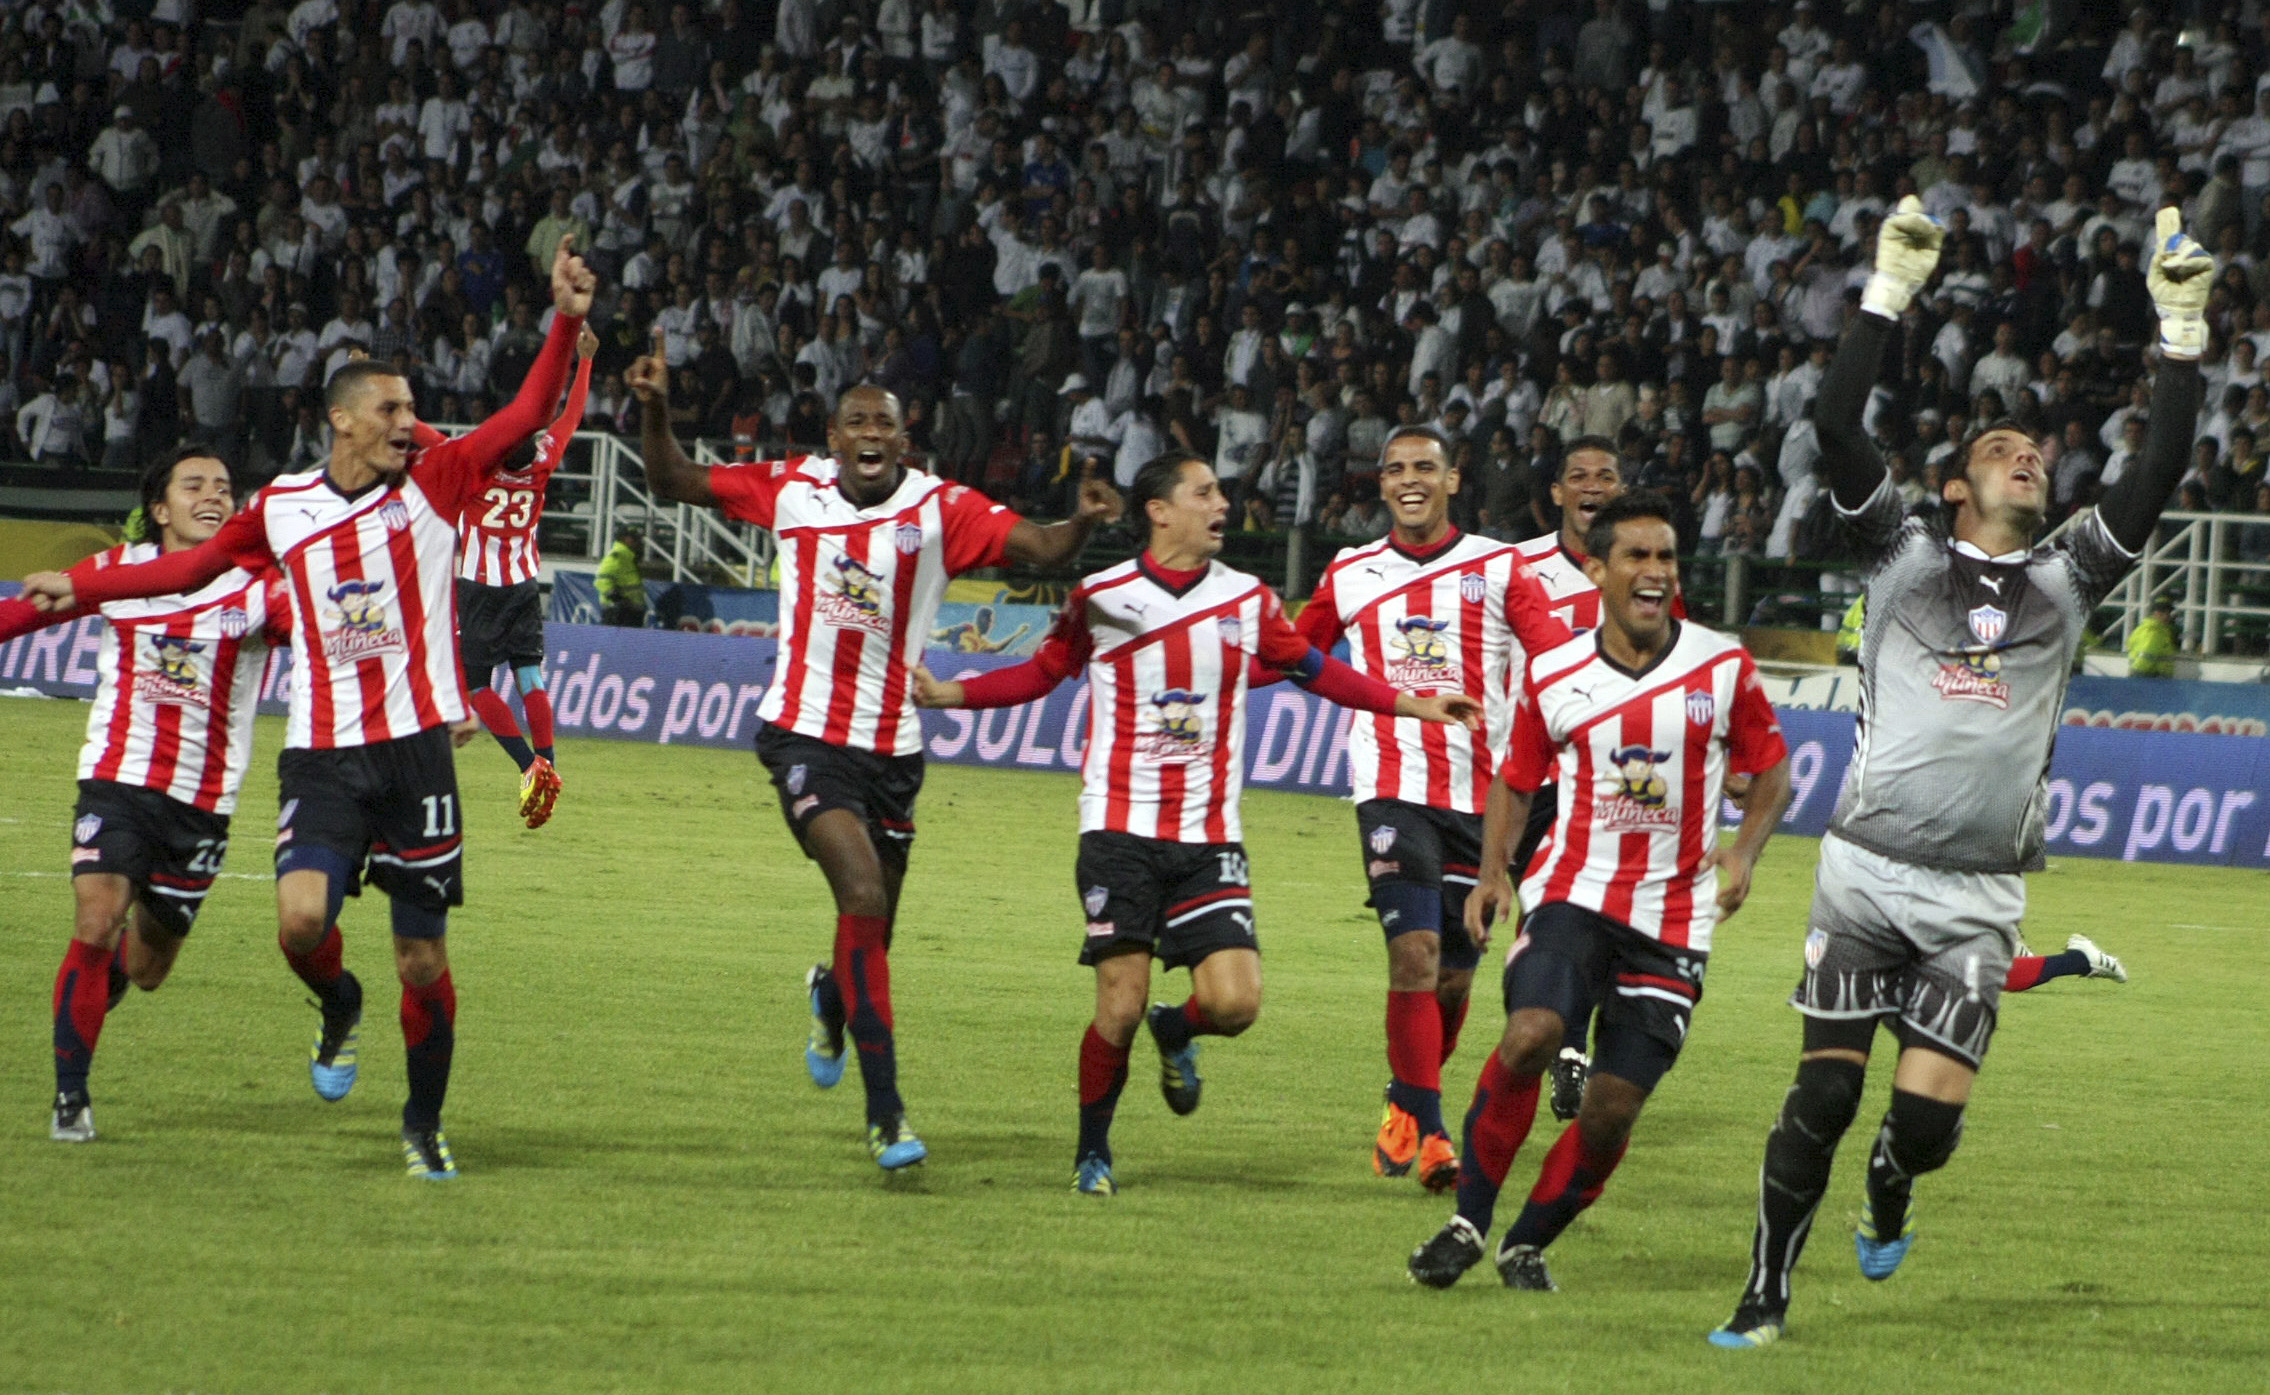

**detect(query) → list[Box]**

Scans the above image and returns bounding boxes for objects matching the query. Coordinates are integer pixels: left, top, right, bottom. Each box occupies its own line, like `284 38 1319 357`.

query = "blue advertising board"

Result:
3 599 2264 871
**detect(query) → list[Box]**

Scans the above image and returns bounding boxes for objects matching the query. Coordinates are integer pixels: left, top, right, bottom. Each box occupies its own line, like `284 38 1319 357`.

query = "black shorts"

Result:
1354 799 1482 971
1510 780 1559 881
1075 831 1258 970
1501 901 1707 1094
70 779 231 938
456 578 546 682
275 726 463 914
755 722 922 874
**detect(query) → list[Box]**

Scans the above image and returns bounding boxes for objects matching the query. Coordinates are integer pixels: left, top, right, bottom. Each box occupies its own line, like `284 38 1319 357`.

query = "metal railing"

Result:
2074 511 2270 656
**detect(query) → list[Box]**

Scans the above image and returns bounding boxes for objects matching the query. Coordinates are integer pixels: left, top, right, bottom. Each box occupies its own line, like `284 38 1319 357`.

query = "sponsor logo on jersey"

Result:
1686 690 1716 727
1083 885 1109 917
74 814 102 844
894 521 923 555
1932 650 2011 708
322 580 407 665
1386 614 1462 690
71 846 102 865
786 763 807 795
1967 604 2007 644
1805 927 1828 969
134 633 213 707
1218 616 1242 650
1138 687 1210 758
815 554 891 633
1368 824 1397 854
379 498 411 532
1367 859 1401 879
791 794 820 818
1460 571 1488 605
216 605 250 638
1085 920 1116 938
1599 743 1681 833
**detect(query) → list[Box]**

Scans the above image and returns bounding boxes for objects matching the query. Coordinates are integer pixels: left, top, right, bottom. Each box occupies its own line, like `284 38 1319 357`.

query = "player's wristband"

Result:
1858 271 1916 321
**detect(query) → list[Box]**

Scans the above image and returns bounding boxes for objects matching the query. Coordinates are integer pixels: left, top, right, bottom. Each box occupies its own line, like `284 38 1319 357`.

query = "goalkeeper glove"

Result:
1860 195 1945 320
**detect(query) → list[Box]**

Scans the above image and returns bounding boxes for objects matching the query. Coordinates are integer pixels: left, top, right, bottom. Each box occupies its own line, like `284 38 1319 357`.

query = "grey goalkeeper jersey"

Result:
1828 478 2136 874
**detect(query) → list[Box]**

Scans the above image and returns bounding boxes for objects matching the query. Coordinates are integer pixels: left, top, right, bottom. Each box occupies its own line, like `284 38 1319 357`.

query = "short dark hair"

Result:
1130 451 1207 517
1379 424 1453 468
324 358 406 411
1583 489 1677 559
1560 434 1620 477
127 444 235 543
1951 416 2036 493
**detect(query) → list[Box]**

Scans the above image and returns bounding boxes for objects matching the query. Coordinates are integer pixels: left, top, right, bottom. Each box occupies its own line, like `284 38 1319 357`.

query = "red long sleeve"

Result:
0 595 74 641
953 659 1068 709
71 510 269 607
413 311 585 516
1303 650 1403 715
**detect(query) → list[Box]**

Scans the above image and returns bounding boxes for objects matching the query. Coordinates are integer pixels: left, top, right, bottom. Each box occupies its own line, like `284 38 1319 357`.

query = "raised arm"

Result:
1820 196 1947 511
2098 209 2212 553
624 325 717 507
31 511 268 612
1000 461 1124 567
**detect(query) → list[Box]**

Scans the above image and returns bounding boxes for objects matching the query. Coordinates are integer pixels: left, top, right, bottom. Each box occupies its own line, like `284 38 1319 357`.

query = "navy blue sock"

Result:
400 973 456 1133
2036 949 2090 983
1078 1026 1129 1163
1388 1078 1447 1139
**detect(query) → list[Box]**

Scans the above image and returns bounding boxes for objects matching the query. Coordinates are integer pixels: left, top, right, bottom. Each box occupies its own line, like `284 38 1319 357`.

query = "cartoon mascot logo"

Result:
1385 615 1461 690
1599 743 1680 832
816 554 891 632
1139 687 1209 758
322 580 405 664
134 632 210 705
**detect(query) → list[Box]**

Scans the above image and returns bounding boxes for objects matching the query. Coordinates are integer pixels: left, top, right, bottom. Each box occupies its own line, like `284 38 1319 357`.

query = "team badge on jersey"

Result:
816 555 890 633
1459 571 1488 605
1218 617 1243 650
1600 744 1680 832
1368 824 1398 854
379 499 410 532
894 521 923 555
74 814 102 844
217 605 249 639
1140 688 1209 757
786 763 807 795
1967 604 2007 644
322 580 406 664
1805 927 1828 968
1686 690 1716 727
1084 885 1109 917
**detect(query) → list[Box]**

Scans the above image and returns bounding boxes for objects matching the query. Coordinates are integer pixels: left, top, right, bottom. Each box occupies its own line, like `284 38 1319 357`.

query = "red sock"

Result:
2004 955 2046 992
400 971 457 1131
522 688 555 752
833 914 894 1030
52 940 116 1093
468 688 523 738
280 924 344 992
1438 994 1470 1066
1079 1025 1130 1106
1525 1120 1628 1208
1465 1050 1542 1190
1180 997 1218 1036
1386 989 1443 1091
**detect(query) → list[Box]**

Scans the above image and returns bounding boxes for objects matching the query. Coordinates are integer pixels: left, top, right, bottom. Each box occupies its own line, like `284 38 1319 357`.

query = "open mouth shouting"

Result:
1629 581 1672 622
189 498 229 529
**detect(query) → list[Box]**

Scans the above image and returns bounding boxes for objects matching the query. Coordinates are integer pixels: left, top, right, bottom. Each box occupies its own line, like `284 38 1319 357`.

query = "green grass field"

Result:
0 695 2263 1394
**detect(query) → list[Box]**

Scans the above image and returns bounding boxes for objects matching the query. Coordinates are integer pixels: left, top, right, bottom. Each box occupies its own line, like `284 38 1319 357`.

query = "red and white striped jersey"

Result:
712 456 1022 756
1502 622 1786 952
1515 531 1604 637
73 544 284 815
1030 557 1311 843
68 312 589 750
1299 530 1570 812
456 354 593 586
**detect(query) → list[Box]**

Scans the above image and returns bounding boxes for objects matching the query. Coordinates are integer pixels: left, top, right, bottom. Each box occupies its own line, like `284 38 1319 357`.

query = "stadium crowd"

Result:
5 0 2270 565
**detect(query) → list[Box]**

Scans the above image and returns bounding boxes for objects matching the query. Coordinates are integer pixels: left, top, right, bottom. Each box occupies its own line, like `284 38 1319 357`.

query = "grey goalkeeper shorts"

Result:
1790 833 2025 1070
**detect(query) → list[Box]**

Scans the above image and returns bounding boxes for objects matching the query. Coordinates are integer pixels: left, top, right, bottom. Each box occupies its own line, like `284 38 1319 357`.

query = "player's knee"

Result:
1435 968 1474 1007
276 906 330 953
393 926 449 986
1779 1054 1868 1145
1497 1009 1562 1075
1385 929 1440 991
1882 1089 1966 1176
1205 994 1259 1036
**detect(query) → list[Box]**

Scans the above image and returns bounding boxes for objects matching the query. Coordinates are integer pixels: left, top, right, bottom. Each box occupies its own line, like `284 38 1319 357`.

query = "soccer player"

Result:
442 321 598 829
22 239 600 1180
1709 202 2208 1348
624 331 1122 1171
1408 491 1793 1290
1283 426 1571 1191
1 449 286 1142
911 452 1483 1196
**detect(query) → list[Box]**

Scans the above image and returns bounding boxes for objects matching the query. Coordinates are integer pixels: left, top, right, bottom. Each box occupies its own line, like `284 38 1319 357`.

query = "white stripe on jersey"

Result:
259 468 468 749
1076 561 1273 843
1516 623 1755 952
1515 532 1603 638
77 543 273 815
1314 533 1533 814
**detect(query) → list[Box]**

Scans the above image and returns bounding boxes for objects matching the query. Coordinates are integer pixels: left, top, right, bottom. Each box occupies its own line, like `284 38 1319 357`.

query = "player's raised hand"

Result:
1073 460 1124 525
1464 871 1513 948
1703 844 1759 918
909 665 965 708
2147 205 2214 360
1861 194 1945 319
550 232 596 319
578 323 600 360
1397 691 1484 731
21 570 75 612
624 327 670 408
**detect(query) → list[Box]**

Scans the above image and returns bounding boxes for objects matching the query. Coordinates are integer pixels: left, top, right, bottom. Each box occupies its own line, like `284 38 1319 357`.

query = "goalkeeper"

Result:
1709 203 2210 1349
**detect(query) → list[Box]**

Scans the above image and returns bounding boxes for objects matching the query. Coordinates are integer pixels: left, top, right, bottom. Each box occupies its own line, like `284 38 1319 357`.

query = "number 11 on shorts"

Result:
422 794 457 838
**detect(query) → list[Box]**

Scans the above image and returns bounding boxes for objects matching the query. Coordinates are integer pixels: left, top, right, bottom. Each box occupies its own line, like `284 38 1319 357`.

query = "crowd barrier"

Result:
3 605 2264 872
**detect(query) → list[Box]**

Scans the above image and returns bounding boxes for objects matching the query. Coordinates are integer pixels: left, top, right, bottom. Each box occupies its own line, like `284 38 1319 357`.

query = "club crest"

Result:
379 498 410 532
73 814 102 844
216 605 249 638
1967 604 2007 645
1368 825 1397 855
1686 690 1716 727
1459 571 1488 605
895 521 923 554
1084 885 1109 917
1805 928 1828 969
786 763 807 795
1218 617 1243 650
